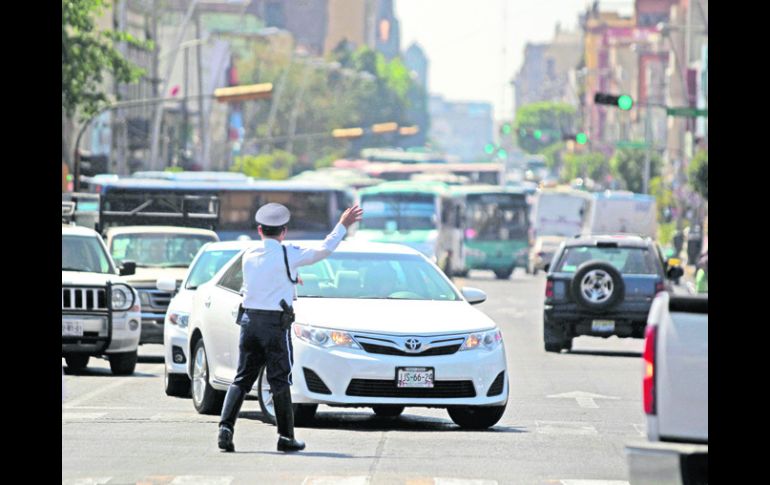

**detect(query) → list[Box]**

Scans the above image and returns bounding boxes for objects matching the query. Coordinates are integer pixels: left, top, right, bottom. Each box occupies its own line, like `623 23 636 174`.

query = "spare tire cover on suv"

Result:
570 260 625 311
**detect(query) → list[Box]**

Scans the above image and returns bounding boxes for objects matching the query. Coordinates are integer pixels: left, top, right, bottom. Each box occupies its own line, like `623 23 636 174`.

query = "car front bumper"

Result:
164 321 189 375
290 340 508 408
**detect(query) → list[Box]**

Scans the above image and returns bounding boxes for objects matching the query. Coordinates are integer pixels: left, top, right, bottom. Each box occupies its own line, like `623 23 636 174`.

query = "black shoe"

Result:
218 425 234 452
277 435 306 452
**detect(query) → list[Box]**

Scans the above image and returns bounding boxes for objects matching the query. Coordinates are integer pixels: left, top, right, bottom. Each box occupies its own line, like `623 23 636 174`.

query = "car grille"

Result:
303 368 332 394
62 287 107 311
345 379 476 398
139 289 172 311
487 371 505 396
359 342 461 357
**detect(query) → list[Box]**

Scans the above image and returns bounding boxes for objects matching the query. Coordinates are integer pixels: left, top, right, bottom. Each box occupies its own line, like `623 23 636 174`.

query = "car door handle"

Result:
205 296 212 308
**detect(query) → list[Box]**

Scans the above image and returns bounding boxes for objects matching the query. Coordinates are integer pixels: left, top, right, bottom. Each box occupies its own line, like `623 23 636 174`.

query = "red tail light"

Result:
545 279 554 298
643 325 657 415
655 281 665 294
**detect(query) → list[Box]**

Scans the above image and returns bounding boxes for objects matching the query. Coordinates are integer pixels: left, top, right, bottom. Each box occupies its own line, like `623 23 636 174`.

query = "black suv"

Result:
542 235 683 352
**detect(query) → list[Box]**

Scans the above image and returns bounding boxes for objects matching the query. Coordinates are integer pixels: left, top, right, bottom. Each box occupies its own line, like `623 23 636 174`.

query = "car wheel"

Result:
544 321 567 353
64 354 89 371
108 350 137 375
257 367 317 426
494 269 513 280
571 260 625 311
533 267 539 275
447 404 506 429
191 340 225 415
164 367 191 397
372 405 405 418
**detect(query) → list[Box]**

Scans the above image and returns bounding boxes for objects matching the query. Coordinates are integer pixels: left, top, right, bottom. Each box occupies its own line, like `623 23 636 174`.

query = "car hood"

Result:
62 271 125 286
122 267 188 287
293 298 496 335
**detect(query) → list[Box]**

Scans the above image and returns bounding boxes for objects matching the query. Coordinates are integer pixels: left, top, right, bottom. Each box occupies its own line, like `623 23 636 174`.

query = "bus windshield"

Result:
465 194 529 240
360 193 437 231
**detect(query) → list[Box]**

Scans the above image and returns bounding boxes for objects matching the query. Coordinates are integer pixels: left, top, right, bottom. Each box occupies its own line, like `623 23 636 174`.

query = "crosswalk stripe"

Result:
62 478 112 485
302 477 370 485
62 412 107 420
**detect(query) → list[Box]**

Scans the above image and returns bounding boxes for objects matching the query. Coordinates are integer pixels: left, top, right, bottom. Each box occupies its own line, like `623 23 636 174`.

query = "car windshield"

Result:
296 252 460 300
111 233 216 267
556 246 660 275
185 249 240 289
62 235 114 274
359 193 437 231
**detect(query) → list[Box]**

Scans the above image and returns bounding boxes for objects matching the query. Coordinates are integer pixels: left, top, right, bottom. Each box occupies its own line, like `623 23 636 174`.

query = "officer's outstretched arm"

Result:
292 206 363 267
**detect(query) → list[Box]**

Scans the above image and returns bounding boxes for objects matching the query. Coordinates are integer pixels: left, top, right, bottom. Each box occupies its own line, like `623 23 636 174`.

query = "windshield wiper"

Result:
61 267 88 272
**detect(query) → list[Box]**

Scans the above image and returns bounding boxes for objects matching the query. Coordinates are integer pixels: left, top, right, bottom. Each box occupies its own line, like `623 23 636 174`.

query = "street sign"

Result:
666 107 708 117
615 140 648 149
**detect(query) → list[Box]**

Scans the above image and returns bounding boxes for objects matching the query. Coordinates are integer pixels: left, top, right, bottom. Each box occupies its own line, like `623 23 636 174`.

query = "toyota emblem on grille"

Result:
404 338 422 352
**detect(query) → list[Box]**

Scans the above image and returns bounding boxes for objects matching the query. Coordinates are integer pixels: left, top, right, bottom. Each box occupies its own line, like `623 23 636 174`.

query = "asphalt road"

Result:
63 269 646 485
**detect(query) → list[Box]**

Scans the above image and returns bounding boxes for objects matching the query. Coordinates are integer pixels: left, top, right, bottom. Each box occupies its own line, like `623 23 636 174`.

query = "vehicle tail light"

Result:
643 324 657 415
545 279 554 298
655 281 665 294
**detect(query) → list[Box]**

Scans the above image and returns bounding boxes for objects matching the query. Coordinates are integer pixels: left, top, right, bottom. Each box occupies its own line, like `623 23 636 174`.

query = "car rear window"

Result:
555 246 660 275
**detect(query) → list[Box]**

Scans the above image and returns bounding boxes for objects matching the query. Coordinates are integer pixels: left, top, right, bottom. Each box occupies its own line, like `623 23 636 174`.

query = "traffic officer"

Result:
218 202 363 453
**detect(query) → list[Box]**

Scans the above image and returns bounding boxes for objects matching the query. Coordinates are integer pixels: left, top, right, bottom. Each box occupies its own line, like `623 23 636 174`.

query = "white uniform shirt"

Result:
241 223 347 311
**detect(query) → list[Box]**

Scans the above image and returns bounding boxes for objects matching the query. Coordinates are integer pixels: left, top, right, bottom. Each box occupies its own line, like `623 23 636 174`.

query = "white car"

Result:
158 241 246 397
62 224 141 375
187 241 509 429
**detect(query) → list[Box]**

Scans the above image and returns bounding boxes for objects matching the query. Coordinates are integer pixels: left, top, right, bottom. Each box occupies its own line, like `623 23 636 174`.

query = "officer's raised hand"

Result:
339 205 364 228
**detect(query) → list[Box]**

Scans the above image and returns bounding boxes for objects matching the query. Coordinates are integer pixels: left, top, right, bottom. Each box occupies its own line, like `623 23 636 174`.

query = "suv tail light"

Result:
545 278 554 298
643 324 657 415
655 281 665 294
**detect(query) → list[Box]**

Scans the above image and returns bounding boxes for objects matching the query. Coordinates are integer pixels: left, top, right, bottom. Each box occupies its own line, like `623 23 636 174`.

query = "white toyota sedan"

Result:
187 241 508 429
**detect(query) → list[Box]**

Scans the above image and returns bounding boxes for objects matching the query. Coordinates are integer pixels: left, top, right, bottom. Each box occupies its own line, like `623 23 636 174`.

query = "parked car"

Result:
626 292 708 484
157 241 245 397
542 234 683 352
104 226 219 345
187 241 509 429
529 235 566 275
62 224 141 375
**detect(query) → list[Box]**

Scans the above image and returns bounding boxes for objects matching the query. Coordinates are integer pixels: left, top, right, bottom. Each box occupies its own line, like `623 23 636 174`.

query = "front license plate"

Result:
62 320 85 337
591 319 615 332
397 367 434 388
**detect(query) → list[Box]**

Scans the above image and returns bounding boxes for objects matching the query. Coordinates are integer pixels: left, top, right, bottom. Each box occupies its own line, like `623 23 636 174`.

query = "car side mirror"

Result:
667 266 684 280
543 263 550 273
156 277 177 292
461 287 487 305
120 260 136 276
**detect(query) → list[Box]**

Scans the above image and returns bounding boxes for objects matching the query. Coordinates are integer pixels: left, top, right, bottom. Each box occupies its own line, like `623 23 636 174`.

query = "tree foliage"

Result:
230 150 296 180
688 149 708 200
609 148 662 193
513 101 576 154
561 151 610 182
62 0 148 118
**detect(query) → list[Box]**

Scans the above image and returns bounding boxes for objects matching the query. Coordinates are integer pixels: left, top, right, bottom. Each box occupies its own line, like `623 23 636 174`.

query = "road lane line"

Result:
302 477 370 485
536 421 598 435
560 481 629 485
169 477 234 485
62 412 107 420
63 379 131 409
575 397 599 409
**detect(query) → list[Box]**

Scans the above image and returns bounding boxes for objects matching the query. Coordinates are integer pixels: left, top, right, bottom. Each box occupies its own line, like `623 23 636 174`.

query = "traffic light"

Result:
496 148 507 160
501 123 512 135
484 143 495 155
594 92 634 111
576 132 588 145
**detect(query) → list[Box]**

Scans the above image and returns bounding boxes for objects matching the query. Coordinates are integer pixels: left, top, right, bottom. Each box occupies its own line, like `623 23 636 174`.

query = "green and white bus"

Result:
453 185 531 279
353 181 466 276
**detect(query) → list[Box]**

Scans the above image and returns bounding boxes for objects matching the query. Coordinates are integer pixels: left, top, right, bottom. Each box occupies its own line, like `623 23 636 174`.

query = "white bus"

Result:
588 191 657 238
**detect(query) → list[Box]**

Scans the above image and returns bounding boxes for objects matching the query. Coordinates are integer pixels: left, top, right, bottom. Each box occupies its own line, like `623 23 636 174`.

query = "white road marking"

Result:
67 406 142 410
302 477 370 485
62 478 112 485
560 481 629 485
546 391 620 409
63 379 131 409
169 477 234 485
434 479 499 485
62 412 107 420
632 424 646 437
536 421 598 435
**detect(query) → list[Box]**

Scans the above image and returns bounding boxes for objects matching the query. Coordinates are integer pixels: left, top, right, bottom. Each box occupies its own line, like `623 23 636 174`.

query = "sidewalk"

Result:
672 265 697 296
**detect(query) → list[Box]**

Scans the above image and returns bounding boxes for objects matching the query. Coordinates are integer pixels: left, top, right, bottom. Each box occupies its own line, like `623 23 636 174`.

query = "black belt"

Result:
244 308 283 316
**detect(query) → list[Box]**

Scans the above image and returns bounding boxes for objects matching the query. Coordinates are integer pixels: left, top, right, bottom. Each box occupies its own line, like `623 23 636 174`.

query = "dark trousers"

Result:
219 309 294 429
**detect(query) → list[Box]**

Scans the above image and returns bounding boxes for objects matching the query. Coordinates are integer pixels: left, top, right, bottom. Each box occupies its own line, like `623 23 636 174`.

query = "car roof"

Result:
62 224 100 237
564 234 652 248
215 239 425 256
103 226 219 236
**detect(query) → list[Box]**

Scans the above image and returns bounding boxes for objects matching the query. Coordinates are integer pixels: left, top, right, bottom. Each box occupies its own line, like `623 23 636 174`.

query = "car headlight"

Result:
111 284 135 311
460 329 503 351
293 324 360 349
168 311 189 329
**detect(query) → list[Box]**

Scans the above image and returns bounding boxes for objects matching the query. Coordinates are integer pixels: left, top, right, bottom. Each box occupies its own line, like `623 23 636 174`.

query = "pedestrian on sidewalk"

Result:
695 251 708 294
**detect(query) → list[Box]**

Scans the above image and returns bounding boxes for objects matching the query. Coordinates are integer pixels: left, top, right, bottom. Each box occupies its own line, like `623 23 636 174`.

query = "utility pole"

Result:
643 100 652 194
196 10 206 169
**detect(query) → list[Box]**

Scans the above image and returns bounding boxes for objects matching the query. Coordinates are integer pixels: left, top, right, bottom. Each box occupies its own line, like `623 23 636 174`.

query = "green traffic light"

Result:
502 123 511 135
576 133 588 145
534 130 542 140
618 95 633 111
484 144 495 155
497 148 507 159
